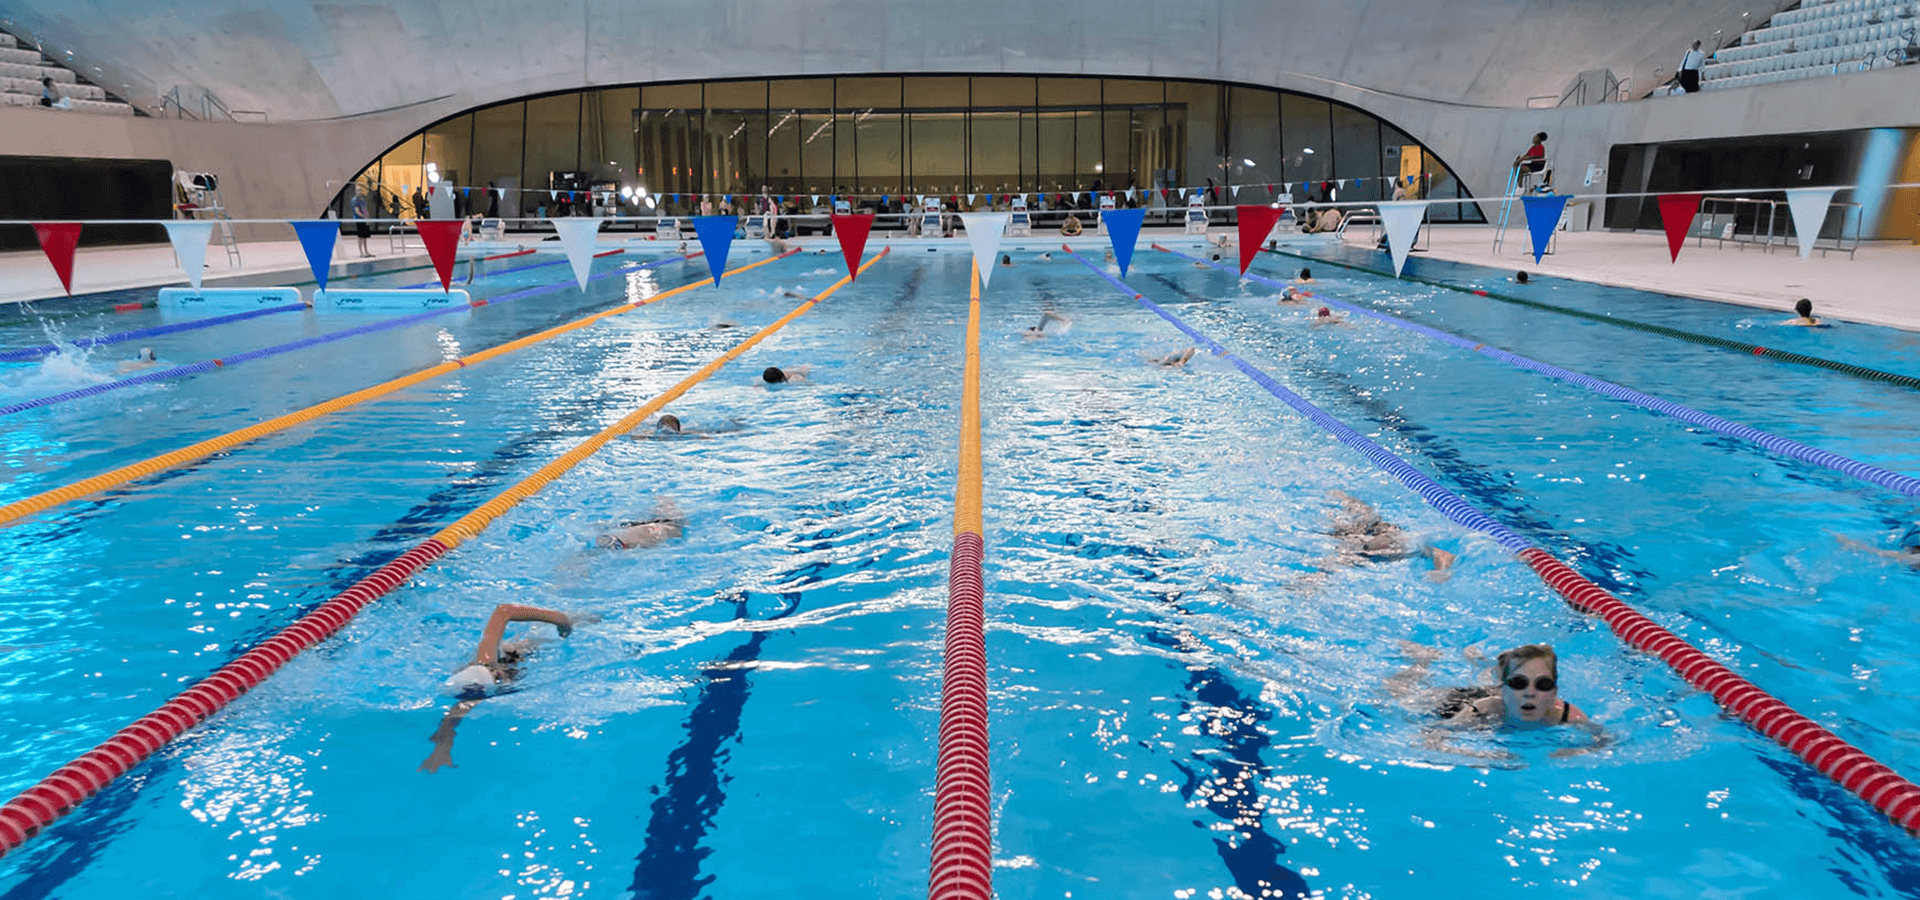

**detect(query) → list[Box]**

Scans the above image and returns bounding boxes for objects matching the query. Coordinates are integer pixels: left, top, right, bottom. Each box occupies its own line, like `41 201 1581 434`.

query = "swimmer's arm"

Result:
1549 716 1611 759
420 698 482 773
1835 535 1920 566
472 604 573 666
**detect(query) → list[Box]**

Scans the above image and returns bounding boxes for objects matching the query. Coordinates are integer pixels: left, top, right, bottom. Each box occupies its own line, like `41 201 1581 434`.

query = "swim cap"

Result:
763 366 786 384
444 664 495 693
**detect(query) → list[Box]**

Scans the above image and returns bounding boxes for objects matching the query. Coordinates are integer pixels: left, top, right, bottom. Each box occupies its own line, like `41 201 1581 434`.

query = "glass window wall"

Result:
347 75 1479 223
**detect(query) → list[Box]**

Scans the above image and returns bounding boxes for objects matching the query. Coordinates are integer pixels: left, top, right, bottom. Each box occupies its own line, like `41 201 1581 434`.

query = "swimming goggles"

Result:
1504 675 1557 692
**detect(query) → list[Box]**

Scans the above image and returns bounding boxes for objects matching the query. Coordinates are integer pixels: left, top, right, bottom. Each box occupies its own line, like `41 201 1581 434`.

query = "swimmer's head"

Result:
1316 307 1332 318
1496 644 1560 724
444 663 497 697
1515 271 1529 284
656 414 681 434
762 366 787 384
1000 254 1011 265
1210 253 1222 261
1299 268 1313 281
138 347 156 361
1795 298 1813 318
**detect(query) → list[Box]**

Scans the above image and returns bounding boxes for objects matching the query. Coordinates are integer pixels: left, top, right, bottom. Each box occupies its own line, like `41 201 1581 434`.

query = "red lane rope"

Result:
1518 547 1920 832
0 538 452 854
931 530 992 899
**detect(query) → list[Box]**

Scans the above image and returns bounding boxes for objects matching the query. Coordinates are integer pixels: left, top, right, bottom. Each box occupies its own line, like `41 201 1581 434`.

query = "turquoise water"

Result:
1 242 1917 897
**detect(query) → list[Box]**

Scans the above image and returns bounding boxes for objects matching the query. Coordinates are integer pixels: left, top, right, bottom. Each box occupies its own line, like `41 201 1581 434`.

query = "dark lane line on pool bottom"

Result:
0 316 737 894
631 262 933 898
1134 272 1920 872
999 277 1315 898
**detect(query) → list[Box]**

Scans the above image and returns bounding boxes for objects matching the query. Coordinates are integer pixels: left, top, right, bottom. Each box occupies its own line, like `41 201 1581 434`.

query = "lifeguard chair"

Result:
918 196 945 237
1183 193 1210 235
1008 196 1032 237
1095 193 1118 235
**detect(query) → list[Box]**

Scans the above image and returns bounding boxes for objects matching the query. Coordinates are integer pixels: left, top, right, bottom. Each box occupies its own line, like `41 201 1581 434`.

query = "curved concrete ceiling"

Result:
1 0 1749 123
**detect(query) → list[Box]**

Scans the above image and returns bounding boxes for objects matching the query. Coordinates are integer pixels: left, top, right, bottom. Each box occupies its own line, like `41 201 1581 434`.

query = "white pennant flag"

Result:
1126 188 1136 201
1784 187 1838 259
1179 188 1189 200
1338 179 1348 189
1231 185 1241 198
811 194 819 205
1378 201 1428 278
967 193 976 205
162 221 216 289
551 218 604 291
958 212 1011 291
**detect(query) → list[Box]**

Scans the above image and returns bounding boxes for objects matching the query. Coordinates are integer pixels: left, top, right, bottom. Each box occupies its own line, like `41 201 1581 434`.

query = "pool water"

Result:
1 241 1918 898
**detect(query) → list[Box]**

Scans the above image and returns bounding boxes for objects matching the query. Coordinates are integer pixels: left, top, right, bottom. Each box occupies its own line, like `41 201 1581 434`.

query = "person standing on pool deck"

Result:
351 185 374 258
421 603 579 772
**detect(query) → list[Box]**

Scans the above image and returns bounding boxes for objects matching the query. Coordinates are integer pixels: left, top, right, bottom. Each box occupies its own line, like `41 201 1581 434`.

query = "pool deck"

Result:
1313 224 1919 332
3 226 1914 331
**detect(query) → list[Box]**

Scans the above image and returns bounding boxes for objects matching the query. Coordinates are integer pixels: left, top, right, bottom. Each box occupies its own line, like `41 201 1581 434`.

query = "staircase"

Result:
0 28 139 116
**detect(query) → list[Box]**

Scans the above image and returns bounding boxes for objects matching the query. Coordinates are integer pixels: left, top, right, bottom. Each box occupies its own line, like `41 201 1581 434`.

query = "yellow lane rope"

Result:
954 263 983 536
430 249 889 550
0 252 796 528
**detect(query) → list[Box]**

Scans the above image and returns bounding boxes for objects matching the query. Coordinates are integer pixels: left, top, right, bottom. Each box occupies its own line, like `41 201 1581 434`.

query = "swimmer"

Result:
1836 523 1920 567
420 603 580 772
1000 254 1013 267
1038 251 1053 261
759 365 810 385
766 236 790 255
1022 310 1071 338
1192 251 1226 270
1310 306 1347 326
116 347 159 374
1514 271 1530 284
1296 267 1314 284
1151 347 1197 368
1279 286 1311 304
1388 642 1604 759
1781 298 1822 327
1104 248 1116 262
1326 490 1454 580
596 498 687 549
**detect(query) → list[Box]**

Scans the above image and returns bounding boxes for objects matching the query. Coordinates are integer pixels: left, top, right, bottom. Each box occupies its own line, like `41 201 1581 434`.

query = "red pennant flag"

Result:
1235 205 1283 275
831 213 874 281
1657 193 1704 263
415 220 465 291
33 222 83 295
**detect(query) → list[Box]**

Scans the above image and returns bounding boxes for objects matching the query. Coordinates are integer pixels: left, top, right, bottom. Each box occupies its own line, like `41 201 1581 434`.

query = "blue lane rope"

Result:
0 255 689 417
0 303 307 363
1163 246 1920 502
1067 249 1536 553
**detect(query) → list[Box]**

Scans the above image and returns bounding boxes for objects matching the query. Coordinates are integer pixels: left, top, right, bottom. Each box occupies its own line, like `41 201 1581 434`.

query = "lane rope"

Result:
0 251 783 529
930 264 991 900
1255 245 1920 391
1161 246 1920 501
0 303 308 363
1068 248 1920 835
0 252 679 417
0 248 888 859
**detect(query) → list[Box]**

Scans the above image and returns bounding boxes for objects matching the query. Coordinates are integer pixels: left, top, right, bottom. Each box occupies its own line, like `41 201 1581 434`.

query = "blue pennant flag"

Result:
1520 193 1571 264
1102 207 1146 276
690 216 737 286
881 195 889 207
291 220 340 290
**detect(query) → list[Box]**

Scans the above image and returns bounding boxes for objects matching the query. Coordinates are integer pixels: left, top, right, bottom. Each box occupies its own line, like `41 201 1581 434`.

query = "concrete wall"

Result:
2 64 1916 239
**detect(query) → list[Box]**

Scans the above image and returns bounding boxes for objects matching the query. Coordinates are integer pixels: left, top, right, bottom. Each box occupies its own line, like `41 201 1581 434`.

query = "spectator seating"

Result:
1700 0 1918 90
0 30 138 115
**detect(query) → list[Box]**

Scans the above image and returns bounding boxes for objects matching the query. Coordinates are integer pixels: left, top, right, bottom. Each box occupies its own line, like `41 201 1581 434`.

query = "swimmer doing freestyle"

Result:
1387 641 1608 761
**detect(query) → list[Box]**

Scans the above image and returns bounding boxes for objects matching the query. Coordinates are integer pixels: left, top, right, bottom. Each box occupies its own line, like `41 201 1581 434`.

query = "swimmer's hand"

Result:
418 744 457 773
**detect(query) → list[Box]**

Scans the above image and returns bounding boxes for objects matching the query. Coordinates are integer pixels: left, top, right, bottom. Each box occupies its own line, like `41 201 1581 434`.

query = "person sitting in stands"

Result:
1781 298 1824 327
420 603 582 772
1061 214 1084 237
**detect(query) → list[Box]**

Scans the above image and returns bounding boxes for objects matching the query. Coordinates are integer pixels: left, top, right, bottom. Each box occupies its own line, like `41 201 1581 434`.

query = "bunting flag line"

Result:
957 212 1010 291
1519 193 1571 264
1235 205 1284 274
551 218 604 291
161 220 215 290
1102 207 1145 276
1656 193 1704 263
830 213 874 281
415 220 465 292
1378 200 1428 277
1784 187 1838 259
290 221 340 290
32 222 82 295
691 216 738 286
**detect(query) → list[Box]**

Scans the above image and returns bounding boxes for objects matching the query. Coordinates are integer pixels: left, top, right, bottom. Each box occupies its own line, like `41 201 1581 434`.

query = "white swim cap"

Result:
444 664 495 692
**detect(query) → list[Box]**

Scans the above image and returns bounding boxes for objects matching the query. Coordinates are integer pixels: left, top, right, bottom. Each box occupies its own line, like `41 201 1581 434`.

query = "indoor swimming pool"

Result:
2 242 1918 898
